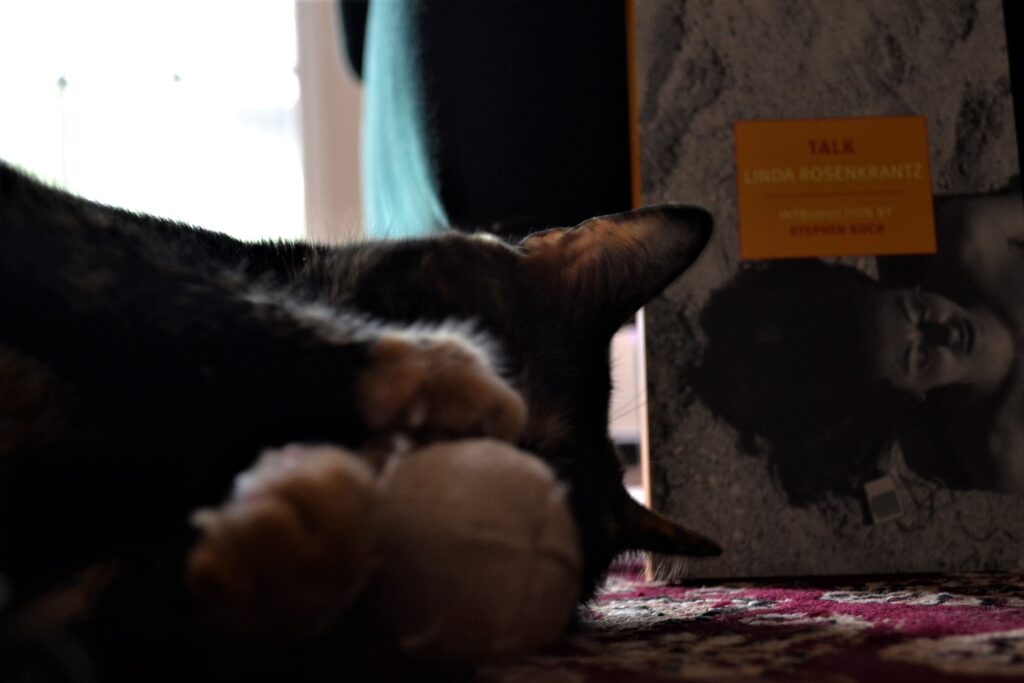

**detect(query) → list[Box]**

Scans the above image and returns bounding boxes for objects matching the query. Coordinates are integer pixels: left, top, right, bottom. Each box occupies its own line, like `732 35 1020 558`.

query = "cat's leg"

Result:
185 444 378 639
0 168 525 450
356 331 525 442
0 316 526 595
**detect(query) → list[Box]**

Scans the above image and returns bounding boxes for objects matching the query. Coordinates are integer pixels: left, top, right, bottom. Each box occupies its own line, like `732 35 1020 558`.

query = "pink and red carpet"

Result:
482 570 1024 682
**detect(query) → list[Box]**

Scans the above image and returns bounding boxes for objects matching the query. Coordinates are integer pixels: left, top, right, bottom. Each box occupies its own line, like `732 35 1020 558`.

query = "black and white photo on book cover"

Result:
636 0 1024 577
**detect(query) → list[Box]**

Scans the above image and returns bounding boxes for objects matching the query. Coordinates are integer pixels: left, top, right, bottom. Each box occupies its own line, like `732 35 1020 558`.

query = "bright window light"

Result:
0 1 305 242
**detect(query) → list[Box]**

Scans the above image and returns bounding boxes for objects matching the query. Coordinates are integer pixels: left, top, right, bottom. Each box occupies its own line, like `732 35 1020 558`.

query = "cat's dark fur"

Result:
0 159 717 678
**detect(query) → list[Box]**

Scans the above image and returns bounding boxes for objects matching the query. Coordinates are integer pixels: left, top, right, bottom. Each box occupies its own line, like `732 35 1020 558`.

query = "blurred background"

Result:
0 1 362 242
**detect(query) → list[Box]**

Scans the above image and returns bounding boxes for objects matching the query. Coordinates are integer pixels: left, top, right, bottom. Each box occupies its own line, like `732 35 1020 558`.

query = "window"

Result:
0 1 305 242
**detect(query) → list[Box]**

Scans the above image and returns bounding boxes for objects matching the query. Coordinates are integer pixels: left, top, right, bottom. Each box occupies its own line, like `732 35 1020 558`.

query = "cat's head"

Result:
342 206 719 587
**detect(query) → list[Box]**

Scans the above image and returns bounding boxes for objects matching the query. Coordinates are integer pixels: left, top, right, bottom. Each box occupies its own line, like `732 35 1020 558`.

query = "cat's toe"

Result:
357 334 526 442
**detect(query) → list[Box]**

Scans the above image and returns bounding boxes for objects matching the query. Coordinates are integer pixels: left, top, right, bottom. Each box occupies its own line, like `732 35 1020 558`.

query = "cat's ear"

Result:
520 205 712 331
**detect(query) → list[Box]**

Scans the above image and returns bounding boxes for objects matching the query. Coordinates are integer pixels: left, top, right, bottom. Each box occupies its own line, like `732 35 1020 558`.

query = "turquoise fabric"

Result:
361 2 448 239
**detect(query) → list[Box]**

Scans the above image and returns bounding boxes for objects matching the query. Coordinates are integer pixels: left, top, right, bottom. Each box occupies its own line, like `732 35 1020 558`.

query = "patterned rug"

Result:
480 570 1024 682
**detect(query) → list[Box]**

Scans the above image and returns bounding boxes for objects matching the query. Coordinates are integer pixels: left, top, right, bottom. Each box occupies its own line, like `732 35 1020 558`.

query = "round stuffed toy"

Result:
365 439 582 662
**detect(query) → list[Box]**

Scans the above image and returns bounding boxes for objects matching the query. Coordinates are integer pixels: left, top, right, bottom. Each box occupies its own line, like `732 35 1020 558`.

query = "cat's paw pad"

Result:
186 445 378 639
357 334 526 442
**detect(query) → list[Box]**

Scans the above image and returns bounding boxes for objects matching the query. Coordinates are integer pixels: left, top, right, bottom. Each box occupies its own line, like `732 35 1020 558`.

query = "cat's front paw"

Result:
186 445 378 639
357 333 526 442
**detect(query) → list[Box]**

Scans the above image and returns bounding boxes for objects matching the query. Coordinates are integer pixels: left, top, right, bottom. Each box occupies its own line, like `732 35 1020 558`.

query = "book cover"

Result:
636 0 1024 577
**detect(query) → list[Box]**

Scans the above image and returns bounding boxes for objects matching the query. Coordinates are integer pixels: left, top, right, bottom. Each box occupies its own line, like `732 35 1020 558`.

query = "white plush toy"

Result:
186 439 582 663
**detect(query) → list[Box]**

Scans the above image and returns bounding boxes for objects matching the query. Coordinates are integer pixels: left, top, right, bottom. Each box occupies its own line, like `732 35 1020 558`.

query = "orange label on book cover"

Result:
734 116 936 260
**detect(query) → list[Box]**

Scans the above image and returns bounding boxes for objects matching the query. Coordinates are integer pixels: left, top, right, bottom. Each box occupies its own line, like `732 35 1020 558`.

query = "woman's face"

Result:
865 289 1014 394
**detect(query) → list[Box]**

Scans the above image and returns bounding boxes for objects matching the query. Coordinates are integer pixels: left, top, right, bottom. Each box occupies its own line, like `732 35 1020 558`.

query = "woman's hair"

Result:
693 260 904 506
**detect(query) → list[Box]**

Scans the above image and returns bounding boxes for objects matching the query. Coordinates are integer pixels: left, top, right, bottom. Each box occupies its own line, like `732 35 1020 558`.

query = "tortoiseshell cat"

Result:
0 159 718 679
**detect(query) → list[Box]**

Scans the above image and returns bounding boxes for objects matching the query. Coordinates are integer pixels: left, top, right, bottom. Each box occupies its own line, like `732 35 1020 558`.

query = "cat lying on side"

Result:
0 159 718 676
